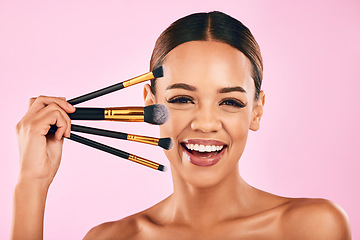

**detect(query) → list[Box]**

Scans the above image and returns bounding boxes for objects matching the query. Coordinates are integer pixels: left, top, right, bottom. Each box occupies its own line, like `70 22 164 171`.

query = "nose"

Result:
190 104 222 133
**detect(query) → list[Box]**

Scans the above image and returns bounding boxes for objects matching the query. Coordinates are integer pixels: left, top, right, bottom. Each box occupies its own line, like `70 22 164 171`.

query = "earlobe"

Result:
249 91 265 131
143 84 156 106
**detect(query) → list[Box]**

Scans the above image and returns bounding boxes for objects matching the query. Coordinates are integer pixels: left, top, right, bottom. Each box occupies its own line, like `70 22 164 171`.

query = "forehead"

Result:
160 41 254 91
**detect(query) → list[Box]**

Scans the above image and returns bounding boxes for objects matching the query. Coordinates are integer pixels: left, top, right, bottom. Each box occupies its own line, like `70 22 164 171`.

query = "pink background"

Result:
1 0 359 239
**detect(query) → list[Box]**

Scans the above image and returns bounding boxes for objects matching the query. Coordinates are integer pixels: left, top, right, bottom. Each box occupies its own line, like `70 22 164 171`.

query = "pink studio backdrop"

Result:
1 0 359 239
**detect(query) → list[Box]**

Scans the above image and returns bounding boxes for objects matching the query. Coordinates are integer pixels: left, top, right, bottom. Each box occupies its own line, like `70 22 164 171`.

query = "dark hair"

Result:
150 11 263 100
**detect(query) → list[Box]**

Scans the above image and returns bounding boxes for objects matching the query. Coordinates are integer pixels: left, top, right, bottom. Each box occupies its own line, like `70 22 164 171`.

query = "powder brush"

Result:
68 104 169 125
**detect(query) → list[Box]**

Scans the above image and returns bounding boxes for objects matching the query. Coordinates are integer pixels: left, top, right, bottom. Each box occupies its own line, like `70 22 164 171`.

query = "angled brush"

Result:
68 66 163 105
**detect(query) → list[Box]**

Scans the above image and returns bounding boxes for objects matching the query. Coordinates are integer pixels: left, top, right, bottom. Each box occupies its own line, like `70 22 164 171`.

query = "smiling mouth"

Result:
182 143 224 157
180 141 227 167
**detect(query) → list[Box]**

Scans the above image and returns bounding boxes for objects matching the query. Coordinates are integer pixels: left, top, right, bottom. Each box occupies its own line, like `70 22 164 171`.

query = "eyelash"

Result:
167 96 194 104
167 96 246 108
219 98 247 108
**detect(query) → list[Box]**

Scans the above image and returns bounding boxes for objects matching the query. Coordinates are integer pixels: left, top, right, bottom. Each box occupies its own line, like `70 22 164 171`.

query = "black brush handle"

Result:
68 83 124 105
48 126 166 171
48 126 129 159
71 124 128 140
68 133 130 159
68 108 105 120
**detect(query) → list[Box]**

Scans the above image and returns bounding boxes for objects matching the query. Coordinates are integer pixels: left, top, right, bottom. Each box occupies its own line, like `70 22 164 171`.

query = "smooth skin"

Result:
12 96 75 240
12 41 351 239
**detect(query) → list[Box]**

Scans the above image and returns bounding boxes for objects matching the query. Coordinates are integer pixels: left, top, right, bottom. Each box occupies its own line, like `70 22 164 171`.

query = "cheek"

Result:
159 108 192 139
222 110 252 149
159 109 192 167
223 107 252 130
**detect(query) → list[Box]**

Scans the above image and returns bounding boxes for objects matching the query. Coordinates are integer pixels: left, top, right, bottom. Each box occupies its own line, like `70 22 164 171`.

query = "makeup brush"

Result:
68 66 163 106
48 127 166 171
68 104 169 125
69 133 166 171
70 124 173 150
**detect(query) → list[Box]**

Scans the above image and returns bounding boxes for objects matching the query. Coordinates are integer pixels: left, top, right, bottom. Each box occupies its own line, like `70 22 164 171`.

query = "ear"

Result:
249 90 265 131
143 84 156 106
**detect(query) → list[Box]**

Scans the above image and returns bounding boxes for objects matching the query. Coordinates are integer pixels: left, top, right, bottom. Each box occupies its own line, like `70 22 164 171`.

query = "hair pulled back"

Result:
150 11 263 100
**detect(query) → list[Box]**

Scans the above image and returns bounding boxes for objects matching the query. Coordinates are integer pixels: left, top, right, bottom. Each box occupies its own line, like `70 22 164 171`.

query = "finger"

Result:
28 96 75 115
45 102 72 139
47 110 68 141
34 103 71 140
44 102 72 138
28 97 37 109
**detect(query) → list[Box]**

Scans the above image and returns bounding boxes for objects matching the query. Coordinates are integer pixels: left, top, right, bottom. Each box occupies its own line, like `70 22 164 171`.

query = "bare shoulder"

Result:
83 213 144 240
282 198 351 240
83 197 170 240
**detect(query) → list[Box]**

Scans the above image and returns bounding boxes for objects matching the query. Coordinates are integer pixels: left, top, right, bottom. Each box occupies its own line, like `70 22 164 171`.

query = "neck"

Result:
167 165 255 227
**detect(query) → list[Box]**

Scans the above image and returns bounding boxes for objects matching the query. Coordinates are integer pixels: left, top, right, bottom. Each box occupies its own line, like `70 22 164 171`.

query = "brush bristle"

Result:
152 66 163 78
157 164 167 172
144 104 169 125
158 138 173 150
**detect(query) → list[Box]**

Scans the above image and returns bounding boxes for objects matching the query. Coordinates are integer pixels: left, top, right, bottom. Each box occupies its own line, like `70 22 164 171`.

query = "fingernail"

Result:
68 103 75 109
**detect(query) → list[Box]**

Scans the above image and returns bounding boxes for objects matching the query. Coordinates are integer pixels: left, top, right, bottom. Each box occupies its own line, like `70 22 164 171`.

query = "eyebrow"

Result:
165 83 247 94
166 83 197 91
218 86 247 94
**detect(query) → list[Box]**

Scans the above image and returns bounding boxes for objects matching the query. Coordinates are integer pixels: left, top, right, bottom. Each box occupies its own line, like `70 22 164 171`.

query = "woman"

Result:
12 11 351 239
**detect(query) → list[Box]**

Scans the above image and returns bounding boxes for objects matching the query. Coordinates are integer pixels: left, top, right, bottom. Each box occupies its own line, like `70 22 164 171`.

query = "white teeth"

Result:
185 143 224 152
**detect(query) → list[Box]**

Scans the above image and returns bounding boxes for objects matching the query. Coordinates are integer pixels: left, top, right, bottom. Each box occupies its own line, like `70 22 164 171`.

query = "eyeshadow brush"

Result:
71 124 173 150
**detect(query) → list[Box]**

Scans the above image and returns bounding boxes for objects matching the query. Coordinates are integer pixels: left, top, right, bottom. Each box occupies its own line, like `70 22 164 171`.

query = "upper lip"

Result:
182 139 227 146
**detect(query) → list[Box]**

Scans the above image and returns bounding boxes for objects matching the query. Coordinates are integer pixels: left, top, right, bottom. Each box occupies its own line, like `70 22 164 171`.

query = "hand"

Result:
16 96 75 186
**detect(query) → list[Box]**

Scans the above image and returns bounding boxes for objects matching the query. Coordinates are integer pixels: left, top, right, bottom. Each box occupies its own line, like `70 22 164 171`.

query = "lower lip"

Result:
181 144 225 167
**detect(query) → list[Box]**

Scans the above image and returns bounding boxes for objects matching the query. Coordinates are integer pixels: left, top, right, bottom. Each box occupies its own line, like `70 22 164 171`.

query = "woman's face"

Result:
144 41 264 188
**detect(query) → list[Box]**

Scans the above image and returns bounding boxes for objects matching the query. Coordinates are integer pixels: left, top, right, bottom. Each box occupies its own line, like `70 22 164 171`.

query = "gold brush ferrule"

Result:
128 154 160 170
104 107 144 121
122 71 155 88
127 134 160 146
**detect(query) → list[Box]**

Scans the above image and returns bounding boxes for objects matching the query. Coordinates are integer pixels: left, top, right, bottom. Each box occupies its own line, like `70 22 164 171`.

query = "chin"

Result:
186 172 226 189
166 152 238 190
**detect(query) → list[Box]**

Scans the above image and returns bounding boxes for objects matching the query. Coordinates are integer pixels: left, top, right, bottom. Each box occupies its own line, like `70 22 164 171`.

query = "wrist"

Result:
12 175 50 240
16 176 51 194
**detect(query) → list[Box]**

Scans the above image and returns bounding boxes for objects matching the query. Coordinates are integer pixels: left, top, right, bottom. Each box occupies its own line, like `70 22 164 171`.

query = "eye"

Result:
219 98 246 108
167 96 195 104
